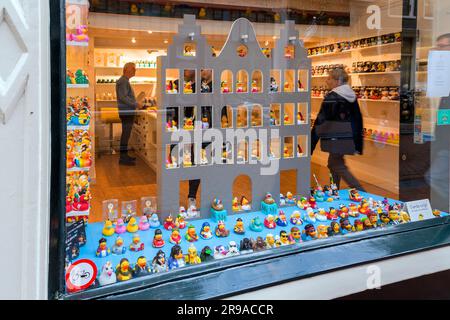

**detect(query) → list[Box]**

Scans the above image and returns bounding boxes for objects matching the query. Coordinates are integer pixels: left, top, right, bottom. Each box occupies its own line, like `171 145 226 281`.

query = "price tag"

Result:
65 259 97 293
405 199 434 221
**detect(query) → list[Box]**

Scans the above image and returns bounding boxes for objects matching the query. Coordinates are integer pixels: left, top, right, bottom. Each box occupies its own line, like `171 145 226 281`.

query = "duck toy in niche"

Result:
166 118 178 132
185 224 199 242
251 80 260 93
200 246 215 263
111 236 126 255
276 211 289 227
215 221 230 238
249 216 264 232
98 261 117 287
236 81 245 93
133 256 152 277
211 198 228 222
129 233 144 252
152 250 169 273
115 218 126 234
185 244 202 265
232 197 240 212
152 229 165 248
269 77 278 92
169 228 182 245
96 238 111 258
126 217 139 233
264 215 277 229
234 218 245 235
183 117 195 130
261 193 278 215
184 81 194 94
166 80 178 94
221 81 230 93
163 215 176 230
240 196 251 211
168 245 186 270
201 80 211 93
102 220 115 237
200 222 213 240
138 216 150 231
115 258 132 282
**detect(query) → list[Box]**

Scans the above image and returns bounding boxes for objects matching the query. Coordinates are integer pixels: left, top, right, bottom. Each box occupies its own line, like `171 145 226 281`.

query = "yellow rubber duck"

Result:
102 220 115 237
126 217 139 233
185 244 201 265
116 258 133 282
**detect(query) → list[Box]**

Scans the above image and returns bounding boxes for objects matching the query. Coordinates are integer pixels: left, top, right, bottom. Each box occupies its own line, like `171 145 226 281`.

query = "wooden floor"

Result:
89 154 397 222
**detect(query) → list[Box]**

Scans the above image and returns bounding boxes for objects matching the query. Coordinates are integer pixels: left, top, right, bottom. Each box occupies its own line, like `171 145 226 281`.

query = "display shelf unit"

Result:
67 84 90 89
351 71 400 76
308 41 401 59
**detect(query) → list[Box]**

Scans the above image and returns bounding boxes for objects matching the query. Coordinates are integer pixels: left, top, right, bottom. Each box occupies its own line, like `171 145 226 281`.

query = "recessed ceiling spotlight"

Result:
147 30 153 34
272 36 277 40
264 40 269 46
131 37 137 44
164 39 169 44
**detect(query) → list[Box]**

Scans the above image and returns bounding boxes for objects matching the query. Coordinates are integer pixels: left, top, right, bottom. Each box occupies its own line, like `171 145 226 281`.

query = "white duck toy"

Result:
98 261 117 286
304 207 317 223
316 208 328 222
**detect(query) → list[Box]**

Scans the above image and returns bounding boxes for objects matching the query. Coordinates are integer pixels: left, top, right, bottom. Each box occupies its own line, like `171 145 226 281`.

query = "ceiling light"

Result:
264 40 269 46
272 36 277 40
164 39 168 44
131 37 137 44
147 30 153 34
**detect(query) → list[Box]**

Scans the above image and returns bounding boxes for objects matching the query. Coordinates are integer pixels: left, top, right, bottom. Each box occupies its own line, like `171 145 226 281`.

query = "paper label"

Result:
405 199 434 221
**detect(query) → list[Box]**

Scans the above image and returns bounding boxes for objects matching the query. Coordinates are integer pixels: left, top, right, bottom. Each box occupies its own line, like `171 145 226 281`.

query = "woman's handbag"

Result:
315 120 356 155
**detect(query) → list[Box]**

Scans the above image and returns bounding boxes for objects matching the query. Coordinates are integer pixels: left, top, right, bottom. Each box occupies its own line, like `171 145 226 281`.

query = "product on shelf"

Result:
67 69 89 85
67 96 91 126
351 60 401 73
311 64 347 76
66 25 89 43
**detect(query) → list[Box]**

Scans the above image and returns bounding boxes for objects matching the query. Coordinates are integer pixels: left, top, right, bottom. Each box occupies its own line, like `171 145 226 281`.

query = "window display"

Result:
60 0 450 299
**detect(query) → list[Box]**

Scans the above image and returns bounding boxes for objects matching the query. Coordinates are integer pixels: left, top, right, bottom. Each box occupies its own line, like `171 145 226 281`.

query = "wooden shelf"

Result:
308 41 401 58
312 97 400 104
351 71 400 76
67 41 89 47
67 84 90 89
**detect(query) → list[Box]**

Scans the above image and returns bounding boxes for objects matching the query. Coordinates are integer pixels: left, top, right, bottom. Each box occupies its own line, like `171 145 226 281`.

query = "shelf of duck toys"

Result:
307 41 402 59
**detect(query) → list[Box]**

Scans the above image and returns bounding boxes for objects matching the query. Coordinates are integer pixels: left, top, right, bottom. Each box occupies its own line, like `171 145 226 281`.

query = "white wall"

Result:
0 0 50 299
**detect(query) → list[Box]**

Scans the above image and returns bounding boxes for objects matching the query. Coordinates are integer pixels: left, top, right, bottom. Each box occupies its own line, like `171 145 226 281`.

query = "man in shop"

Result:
427 33 450 211
311 68 365 191
116 62 142 166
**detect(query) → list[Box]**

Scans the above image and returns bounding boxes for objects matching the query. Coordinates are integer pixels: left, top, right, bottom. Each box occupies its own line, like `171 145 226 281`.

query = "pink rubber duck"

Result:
115 218 126 234
138 216 150 231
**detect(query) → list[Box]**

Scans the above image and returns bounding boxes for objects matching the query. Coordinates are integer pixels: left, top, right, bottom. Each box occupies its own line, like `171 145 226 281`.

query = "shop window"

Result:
251 139 261 161
298 69 309 92
221 106 233 128
183 43 196 57
166 69 179 94
237 105 248 128
236 44 248 57
284 45 295 59
166 107 179 132
183 69 196 94
166 144 179 169
251 105 262 127
269 137 280 159
283 137 294 159
182 143 195 167
269 69 280 93
179 180 201 214
232 175 252 212
297 135 308 157
221 70 233 93
251 70 263 93
236 70 248 93
237 140 248 164
270 104 281 126
183 106 196 130
200 69 213 93
284 70 295 92
297 103 308 125
284 103 295 126
201 106 212 129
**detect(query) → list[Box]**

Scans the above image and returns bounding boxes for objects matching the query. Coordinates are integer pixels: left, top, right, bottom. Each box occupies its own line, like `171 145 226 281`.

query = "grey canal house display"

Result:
156 15 311 219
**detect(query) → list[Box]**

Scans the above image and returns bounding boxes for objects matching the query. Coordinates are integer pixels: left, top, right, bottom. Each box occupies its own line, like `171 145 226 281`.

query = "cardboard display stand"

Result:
157 15 311 219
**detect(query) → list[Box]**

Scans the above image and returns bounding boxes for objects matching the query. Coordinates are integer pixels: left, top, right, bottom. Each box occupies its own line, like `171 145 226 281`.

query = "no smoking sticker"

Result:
66 259 97 293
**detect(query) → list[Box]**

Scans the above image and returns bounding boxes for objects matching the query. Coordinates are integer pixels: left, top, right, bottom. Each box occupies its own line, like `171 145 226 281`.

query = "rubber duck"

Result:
184 82 193 94
211 198 224 211
98 261 117 287
111 236 126 255
102 220 115 237
309 197 317 209
96 238 111 258
126 217 139 233
290 227 302 243
249 216 264 232
362 217 374 230
233 218 245 235
265 234 277 249
175 215 186 229
168 228 181 245
339 204 353 217
304 207 317 223
185 224 199 242
185 244 201 265
286 192 296 205
138 216 150 231
129 233 144 252
349 188 363 202
152 250 168 273
379 212 391 226
115 218 126 234
168 245 185 270
264 214 277 229
198 222 212 240
149 213 161 228
163 215 176 230
263 193 275 205
152 229 165 248
388 208 400 225
297 197 310 210
213 245 229 259
240 196 251 211
302 224 317 241
279 230 291 246
215 221 230 238
368 212 379 228
340 218 353 234
316 208 328 222
314 187 325 202
183 116 194 129
253 237 266 252
359 200 371 215
354 219 364 232
290 211 303 225
232 197 240 212
400 211 411 223
276 211 289 227
227 241 240 257
200 246 215 263
317 225 329 239
279 193 286 206
349 203 359 216
328 221 341 236
133 256 152 277
115 258 132 282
